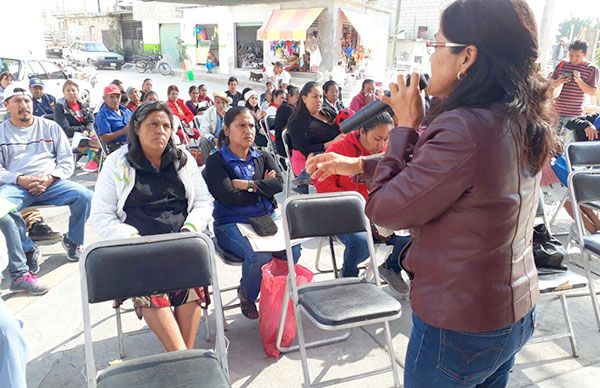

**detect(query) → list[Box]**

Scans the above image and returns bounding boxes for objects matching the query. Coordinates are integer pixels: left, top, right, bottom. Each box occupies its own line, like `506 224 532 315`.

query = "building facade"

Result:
132 0 391 79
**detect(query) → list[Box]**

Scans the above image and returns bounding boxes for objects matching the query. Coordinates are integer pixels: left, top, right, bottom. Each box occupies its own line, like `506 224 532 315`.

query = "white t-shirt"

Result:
275 70 292 86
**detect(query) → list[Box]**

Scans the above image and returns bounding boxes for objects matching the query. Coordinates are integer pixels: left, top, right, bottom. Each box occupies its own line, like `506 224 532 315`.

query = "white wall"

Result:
3 1 46 58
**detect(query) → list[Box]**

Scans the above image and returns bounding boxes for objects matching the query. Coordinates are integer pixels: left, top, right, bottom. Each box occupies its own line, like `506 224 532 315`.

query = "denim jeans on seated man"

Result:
404 308 535 387
336 231 410 278
0 179 92 265
215 222 302 302
0 298 28 388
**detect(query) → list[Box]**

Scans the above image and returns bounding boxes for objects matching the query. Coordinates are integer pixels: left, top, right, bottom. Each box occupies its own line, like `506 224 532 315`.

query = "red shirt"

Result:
167 99 194 125
552 60 599 116
126 101 140 112
315 131 385 199
67 100 85 123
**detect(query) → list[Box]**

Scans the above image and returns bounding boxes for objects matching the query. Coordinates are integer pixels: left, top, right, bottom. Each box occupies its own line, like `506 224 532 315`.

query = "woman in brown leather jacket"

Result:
307 0 558 386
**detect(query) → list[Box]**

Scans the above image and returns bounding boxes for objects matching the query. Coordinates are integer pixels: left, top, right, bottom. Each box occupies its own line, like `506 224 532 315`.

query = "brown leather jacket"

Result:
363 106 539 332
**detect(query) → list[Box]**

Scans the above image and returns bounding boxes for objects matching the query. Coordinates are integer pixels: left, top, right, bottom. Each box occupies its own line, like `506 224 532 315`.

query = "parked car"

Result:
0 54 93 121
64 40 124 70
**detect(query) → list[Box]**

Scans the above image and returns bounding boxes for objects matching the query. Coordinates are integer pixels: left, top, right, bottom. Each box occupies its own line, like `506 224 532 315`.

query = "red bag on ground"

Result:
259 258 314 358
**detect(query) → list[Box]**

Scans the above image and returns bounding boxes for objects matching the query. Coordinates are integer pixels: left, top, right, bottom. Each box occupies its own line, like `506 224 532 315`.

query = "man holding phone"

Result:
551 40 599 138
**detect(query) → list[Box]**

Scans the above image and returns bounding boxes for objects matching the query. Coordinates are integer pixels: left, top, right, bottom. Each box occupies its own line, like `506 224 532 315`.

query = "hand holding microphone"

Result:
382 72 425 130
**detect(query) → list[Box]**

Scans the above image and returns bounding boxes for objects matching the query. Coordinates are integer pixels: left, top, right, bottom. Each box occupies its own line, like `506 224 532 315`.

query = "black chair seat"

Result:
97 349 230 388
212 238 244 264
298 279 401 326
583 233 600 255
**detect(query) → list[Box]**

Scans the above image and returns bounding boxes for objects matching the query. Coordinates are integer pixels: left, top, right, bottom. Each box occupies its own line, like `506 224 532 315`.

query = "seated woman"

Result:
244 89 268 147
53 80 101 172
167 85 200 143
322 80 344 115
90 101 213 352
314 112 410 293
287 81 344 190
260 88 273 111
204 106 301 319
265 89 286 118
185 85 202 116
125 87 141 112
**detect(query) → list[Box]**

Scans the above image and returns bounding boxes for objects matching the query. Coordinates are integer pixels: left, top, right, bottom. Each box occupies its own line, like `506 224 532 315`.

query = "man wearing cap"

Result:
273 61 291 89
29 78 57 118
198 91 231 164
95 84 132 153
0 85 93 294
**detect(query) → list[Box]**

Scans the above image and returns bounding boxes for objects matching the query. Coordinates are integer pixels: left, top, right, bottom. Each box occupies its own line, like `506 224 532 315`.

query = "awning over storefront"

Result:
257 8 324 41
340 8 376 47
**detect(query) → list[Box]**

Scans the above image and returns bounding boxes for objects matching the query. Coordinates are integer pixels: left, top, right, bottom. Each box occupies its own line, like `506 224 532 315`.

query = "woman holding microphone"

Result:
307 0 558 386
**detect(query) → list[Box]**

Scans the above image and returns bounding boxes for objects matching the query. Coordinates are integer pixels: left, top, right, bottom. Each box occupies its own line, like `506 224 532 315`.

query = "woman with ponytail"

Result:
307 1 559 385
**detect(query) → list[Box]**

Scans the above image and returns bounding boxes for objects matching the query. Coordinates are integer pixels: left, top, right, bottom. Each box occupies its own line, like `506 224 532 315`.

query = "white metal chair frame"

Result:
80 233 229 387
277 192 401 387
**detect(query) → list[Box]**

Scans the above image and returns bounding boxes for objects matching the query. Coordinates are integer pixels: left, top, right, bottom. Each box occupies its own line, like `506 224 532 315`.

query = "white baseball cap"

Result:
3 84 32 102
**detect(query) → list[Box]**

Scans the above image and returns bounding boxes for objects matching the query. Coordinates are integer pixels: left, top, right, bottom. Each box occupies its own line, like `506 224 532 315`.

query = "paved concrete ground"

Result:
2 169 600 388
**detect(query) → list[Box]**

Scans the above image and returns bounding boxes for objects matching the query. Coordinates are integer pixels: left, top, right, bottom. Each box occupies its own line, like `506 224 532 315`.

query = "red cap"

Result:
103 84 121 96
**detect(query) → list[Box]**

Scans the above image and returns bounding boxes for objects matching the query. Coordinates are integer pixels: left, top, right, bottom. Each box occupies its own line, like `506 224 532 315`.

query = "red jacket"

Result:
167 99 194 125
315 131 383 199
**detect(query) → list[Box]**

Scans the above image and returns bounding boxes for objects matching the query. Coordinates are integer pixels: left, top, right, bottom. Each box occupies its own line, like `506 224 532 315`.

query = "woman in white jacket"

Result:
91 101 213 352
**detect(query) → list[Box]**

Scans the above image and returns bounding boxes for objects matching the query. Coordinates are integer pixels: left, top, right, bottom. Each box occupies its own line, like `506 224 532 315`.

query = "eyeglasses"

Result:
425 40 467 54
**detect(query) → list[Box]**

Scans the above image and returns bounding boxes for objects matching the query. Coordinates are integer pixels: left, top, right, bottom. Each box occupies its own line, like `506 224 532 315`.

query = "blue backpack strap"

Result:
551 153 570 187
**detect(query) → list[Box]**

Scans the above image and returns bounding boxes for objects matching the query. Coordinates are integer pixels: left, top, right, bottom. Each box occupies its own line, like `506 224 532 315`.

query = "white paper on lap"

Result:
236 218 309 252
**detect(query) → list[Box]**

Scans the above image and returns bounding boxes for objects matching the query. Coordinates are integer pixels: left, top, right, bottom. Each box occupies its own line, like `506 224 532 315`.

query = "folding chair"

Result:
564 142 600 261
528 190 589 357
279 192 402 387
260 116 287 173
80 232 229 388
567 170 600 331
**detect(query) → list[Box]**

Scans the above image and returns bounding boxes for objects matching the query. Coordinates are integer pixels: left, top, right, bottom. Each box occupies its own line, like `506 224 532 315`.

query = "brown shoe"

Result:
237 287 258 319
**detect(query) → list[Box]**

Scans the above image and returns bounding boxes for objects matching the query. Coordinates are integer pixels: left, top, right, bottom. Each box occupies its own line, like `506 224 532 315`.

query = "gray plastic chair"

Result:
279 192 401 387
79 232 229 388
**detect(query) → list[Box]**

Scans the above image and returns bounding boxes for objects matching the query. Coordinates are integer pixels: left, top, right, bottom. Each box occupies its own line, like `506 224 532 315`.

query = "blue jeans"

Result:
0 213 33 279
0 299 28 388
214 222 302 301
404 308 536 387
0 180 92 278
336 232 410 277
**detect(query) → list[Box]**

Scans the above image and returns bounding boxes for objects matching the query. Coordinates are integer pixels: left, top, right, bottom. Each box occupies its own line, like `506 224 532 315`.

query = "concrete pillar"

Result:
318 0 341 74
538 0 558 69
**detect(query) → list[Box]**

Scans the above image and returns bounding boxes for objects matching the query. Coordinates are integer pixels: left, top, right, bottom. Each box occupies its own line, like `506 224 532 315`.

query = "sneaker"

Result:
29 221 61 243
10 272 49 295
83 160 99 172
378 264 410 295
25 247 40 275
62 234 82 262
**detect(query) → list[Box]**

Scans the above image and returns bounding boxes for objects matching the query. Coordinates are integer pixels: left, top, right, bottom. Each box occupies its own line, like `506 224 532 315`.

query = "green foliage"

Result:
175 37 189 64
596 48 600 68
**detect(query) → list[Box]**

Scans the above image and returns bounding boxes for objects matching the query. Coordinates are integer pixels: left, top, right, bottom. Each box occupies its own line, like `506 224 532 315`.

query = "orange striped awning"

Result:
257 8 324 41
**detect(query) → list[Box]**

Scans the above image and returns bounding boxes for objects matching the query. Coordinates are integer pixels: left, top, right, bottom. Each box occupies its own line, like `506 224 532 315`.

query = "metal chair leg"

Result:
203 307 210 341
115 306 125 359
383 321 401 387
584 251 600 331
560 294 578 357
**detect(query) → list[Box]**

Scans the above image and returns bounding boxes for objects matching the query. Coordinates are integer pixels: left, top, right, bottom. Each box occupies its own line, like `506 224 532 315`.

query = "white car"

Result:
64 41 124 70
0 55 92 121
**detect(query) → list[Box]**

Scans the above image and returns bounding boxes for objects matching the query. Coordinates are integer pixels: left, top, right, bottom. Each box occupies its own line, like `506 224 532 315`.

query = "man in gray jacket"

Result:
0 85 93 295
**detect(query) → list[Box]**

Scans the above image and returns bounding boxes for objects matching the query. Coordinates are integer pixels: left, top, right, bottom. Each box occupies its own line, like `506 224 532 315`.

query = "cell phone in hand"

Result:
561 71 573 79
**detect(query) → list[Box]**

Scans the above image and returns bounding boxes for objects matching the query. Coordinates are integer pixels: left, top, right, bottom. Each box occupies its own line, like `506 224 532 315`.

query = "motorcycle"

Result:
135 53 172 75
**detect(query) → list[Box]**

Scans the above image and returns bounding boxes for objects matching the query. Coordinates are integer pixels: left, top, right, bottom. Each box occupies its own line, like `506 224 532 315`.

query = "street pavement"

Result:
2 69 600 387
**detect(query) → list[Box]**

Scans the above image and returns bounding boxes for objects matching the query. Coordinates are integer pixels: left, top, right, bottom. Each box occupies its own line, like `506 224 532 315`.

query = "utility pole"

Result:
97 0 101 13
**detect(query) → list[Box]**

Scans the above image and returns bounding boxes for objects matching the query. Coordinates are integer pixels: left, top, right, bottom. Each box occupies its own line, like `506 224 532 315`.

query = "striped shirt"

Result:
552 60 599 117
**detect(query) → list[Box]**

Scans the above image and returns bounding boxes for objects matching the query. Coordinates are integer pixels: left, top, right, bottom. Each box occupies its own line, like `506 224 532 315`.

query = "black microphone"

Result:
340 74 428 134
